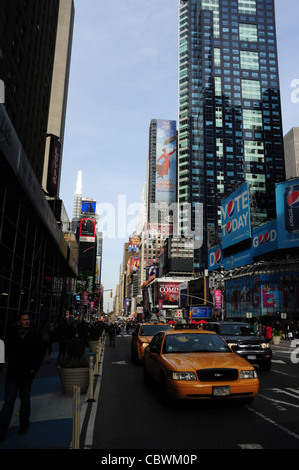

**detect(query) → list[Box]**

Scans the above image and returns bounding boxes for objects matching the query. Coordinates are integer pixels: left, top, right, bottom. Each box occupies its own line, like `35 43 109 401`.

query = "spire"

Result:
75 170 82 195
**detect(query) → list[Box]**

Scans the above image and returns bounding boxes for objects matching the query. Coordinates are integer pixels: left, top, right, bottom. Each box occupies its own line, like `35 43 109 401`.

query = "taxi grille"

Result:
197 368 238 382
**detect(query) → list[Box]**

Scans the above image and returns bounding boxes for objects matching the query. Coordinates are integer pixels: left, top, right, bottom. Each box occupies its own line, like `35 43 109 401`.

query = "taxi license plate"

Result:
213 386 230 397
247 355 256 360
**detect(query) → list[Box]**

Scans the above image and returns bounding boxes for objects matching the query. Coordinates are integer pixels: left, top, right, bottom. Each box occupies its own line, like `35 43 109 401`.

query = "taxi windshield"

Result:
140 325 170 336
163 333 231 354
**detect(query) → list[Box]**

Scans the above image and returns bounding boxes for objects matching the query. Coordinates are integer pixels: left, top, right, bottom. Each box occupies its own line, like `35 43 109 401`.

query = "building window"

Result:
239 23 258 42
240 50 259 70
238 0 256 15
241 79 261 100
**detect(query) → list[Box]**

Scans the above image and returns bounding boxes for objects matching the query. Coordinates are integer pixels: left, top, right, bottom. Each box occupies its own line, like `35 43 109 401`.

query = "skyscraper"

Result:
0 0 60 183
42 0 75 197
178 0 285 272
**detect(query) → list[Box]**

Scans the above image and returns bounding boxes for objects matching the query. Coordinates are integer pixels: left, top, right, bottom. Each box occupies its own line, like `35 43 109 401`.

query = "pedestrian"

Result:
56 318 72 360
0 313 44 442
108 324 116 347
264 324 272 344
41 321 53 362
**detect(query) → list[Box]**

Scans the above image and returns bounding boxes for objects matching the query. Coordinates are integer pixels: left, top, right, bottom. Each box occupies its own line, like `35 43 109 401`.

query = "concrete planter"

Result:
272 336 281 345
88 340 99 353
58 367 89 396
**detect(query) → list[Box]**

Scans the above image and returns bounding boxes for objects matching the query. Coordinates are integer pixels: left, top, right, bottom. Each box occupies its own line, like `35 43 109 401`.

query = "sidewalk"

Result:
0 346 88 450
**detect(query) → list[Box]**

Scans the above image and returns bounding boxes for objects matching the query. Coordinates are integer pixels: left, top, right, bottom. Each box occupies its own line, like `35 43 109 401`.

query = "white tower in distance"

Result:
73 170 82 221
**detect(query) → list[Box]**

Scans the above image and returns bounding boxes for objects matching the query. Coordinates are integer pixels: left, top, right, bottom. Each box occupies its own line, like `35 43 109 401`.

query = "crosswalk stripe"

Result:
239 444 263 449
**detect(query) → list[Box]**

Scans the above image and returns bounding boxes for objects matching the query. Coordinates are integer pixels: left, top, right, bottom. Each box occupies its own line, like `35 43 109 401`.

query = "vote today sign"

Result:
220 182 251 250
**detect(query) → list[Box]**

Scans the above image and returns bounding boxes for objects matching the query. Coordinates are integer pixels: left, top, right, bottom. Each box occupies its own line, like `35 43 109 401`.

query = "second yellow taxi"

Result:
143 329 259 405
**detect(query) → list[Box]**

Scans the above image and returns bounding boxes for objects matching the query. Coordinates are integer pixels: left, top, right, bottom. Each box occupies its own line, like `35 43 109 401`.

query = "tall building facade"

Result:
284 127 299 179
0 1 77 337
43 0 75 197
178 0 285 272
0 0 60 183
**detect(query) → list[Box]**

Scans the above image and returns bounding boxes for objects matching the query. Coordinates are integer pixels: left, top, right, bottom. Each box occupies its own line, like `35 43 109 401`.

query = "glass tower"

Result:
178 0 285 272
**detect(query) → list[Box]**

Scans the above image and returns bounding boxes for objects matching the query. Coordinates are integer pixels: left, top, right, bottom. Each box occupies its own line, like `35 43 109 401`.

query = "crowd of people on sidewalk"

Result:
253 319 299 342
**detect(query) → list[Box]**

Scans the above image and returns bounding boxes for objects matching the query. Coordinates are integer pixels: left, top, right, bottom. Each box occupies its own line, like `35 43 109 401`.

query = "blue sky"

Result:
59 0 299 311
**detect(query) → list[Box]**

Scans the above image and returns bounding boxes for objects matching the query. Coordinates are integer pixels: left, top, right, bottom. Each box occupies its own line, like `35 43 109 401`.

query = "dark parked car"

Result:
203 322 272 370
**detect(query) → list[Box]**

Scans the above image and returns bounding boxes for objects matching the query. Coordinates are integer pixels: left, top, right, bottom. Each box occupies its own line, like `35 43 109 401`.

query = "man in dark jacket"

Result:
0 313 44 442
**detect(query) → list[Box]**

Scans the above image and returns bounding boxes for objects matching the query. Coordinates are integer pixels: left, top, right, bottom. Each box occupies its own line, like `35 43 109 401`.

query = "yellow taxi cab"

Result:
131 322 171 364
143 329 259 405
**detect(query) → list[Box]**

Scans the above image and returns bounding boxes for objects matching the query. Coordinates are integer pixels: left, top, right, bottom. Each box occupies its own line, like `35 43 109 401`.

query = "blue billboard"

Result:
208 244 252 271
252 219 278 257
275 178 299 249
190 307 213 318
221 182 251 249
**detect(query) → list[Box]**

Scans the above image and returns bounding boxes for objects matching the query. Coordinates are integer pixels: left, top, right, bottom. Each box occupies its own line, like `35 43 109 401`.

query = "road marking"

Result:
239 444 263 449
247 406 299 441
111 361 128 365
272 388 299 401
271 360 286 364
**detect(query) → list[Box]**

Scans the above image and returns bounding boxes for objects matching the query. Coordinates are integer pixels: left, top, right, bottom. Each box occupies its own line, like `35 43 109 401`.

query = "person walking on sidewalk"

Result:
0 313 44 442
108 323 116 347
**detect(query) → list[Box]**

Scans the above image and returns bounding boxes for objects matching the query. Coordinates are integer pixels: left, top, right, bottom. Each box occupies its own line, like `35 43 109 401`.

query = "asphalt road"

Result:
84 333 299 451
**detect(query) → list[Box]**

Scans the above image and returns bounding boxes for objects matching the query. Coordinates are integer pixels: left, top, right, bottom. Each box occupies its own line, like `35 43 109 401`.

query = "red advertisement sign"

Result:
214 290 222 309
157 282 180 306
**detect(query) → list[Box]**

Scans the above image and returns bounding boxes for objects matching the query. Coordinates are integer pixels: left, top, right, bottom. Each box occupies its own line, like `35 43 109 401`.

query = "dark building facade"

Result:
0 1 77 338
178 0 285 272
0 0 59 184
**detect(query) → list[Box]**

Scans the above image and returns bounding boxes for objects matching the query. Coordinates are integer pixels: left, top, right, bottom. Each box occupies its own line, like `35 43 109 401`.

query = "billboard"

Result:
208 244 252 271
221 182 251 249
252 219 278 257
156 281 180 306
79 242 95 271
155 120 177 203
225 272 299 318
275 178 299 249
47 136 61 197
81 200 96 214
190 307 212 318
129 236 140 252
79 218 96 242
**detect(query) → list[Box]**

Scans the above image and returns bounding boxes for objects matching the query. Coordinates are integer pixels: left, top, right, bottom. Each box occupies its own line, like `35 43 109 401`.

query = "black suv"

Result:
203 322 272 371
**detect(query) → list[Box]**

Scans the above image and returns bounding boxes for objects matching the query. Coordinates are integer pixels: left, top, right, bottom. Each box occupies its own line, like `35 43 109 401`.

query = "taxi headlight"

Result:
227 342 238 349
261 342 270 349
172 372 197 381
240 370 258 379
142 342 148 348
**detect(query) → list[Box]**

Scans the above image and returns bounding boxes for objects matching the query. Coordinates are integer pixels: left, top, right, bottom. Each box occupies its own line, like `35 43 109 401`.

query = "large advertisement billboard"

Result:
275 178 299 249
252 219 278 257
221 182 251 249
156 281 180 306
80 218 96 242
155 120 177 203
225 272 299 317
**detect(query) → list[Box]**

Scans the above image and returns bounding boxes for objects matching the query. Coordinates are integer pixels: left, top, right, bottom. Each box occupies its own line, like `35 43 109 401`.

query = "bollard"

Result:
88 356 95 401
72 386 80 449
94 346 100 376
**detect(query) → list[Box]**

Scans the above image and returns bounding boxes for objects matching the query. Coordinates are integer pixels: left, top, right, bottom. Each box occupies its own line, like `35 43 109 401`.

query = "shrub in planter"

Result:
58 338 89 395
88 324 104 352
